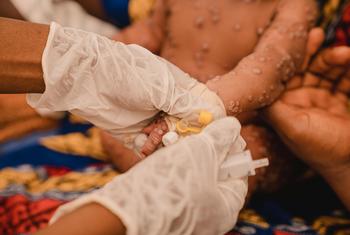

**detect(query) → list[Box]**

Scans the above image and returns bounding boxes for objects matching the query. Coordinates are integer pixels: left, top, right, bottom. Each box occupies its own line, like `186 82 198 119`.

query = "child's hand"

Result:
53 118 248 235
100 119 168 172
141 119 168 156
100 131 141 173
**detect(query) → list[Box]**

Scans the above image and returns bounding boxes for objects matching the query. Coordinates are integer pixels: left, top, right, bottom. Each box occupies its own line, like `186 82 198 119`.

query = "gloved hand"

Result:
27 22 225 139
50 117 248 235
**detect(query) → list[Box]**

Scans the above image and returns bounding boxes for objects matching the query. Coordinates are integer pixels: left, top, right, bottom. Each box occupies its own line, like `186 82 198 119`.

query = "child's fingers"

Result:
142 122 159 134
141 122 168 156
142 116 167 134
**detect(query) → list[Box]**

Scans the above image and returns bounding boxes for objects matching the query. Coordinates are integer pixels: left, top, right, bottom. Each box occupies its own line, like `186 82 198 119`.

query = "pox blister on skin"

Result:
252 68 262 75
233 23 241 31
194 16 204 28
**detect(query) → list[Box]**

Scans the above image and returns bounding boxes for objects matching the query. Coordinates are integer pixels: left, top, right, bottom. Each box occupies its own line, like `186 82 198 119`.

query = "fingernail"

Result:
161 122 168 131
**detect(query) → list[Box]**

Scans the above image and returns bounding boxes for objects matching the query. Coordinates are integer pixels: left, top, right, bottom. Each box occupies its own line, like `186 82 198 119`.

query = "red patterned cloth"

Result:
334 4 350 45
0 195 65 235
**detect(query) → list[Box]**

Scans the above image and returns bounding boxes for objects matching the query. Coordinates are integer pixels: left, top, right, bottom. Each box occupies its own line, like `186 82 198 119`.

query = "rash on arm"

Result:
207 0 319 116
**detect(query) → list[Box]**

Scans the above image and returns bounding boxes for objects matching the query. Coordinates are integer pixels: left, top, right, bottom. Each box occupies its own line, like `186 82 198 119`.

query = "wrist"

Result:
319 159 350 210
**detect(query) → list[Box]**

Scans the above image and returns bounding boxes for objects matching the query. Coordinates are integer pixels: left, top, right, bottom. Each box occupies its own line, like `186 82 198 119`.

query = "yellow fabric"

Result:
40 127 108 161
129 0 156 22
320 0 342 28
0 167 118 193
313 216 350 235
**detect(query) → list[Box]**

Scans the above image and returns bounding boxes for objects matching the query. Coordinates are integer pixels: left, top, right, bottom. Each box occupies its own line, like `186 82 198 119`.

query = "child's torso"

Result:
159 0 279 83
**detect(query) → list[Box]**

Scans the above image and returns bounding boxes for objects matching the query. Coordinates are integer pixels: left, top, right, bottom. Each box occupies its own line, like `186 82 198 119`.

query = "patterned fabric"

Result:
0 165 349 235
333 3 350 45
0 164 117 235
318 0 350 46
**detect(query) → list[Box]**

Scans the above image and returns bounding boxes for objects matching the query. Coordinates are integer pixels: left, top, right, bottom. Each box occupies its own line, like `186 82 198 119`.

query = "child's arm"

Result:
112 0 167 53
207 0 319 116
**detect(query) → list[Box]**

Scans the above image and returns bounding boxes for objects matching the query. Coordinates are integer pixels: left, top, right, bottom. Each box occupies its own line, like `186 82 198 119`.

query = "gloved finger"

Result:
201 117 244 164
217 178 248 220
100 131 141 172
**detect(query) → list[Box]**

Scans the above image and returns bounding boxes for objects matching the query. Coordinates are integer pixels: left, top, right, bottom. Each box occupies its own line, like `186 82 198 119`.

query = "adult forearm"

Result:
0 17 47 93
35 203 126 235
0 0 24 20
322 164 350 211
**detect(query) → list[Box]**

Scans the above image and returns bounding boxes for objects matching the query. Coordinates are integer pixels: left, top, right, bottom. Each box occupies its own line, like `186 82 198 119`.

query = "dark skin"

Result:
264 87 350 210
263 39 350 209
0 0 24 20
0 17 46 93
0 17 127 234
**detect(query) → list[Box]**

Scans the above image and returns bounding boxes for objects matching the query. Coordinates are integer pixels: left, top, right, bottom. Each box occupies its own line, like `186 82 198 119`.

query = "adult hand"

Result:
25 22 225 171
306 45 350 96
52 118 248 235
264 87 350 209
264 87 350 172
266 28 350 172
287 28 350 96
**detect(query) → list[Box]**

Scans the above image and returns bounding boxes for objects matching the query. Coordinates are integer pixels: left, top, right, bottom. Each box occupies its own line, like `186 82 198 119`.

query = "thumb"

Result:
217 178 248 230
201 117 244 163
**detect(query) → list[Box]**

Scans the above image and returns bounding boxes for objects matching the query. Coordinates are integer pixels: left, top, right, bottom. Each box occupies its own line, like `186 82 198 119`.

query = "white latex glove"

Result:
27 22 225 140
50 117 248 235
